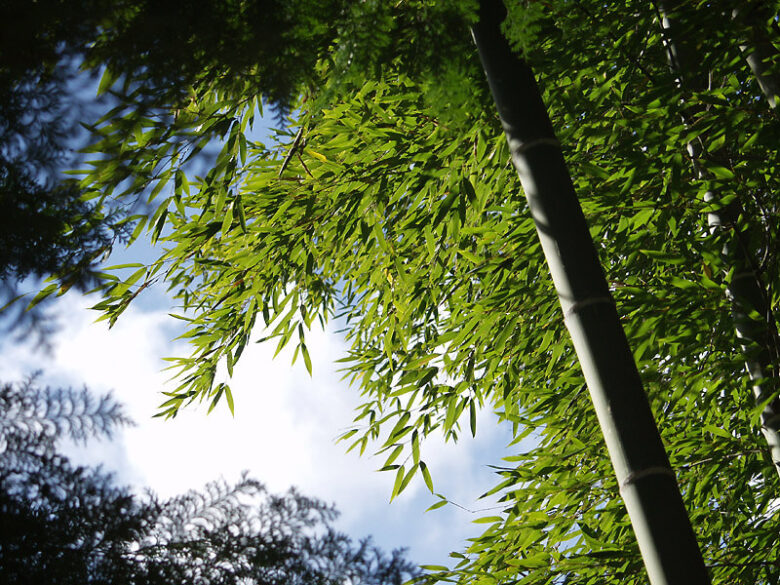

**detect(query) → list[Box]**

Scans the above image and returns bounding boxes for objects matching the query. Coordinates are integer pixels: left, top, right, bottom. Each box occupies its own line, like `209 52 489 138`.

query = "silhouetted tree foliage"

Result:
0 1 125 342
0 380 418 584
85 0 478 111
0 1 121 280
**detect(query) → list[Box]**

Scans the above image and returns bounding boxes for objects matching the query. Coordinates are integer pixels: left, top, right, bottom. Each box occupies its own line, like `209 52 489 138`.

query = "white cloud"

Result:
0 293 514 565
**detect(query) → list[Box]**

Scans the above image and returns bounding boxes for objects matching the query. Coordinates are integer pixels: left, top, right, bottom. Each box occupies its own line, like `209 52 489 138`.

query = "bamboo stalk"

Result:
732 2 779 109
470 1 711 583
657 0 780 481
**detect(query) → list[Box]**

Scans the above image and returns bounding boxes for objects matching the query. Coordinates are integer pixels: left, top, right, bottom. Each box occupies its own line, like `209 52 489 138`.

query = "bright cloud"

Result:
0 292 513 565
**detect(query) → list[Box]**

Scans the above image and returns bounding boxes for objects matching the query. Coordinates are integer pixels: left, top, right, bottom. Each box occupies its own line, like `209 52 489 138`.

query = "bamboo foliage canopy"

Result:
24 0 780 583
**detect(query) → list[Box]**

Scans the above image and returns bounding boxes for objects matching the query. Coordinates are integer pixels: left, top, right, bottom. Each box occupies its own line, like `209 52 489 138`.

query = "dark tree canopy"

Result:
0 380 418 584
0 1 127 344
0 1 121 282
0 0 479 286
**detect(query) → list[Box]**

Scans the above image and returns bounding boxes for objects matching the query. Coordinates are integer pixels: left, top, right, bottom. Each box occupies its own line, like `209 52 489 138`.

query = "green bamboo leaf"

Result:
338 429 358 443
383 444 404 468
225 384 235 416
149 171 171 201
473 516 503 524
372 222 388 252
461 176 477 203
238 132 247 166
226 350 234 378
221 203 234 234
97 66 117 95
444 395 459 430
175 168 190 195
124 266 146 287
708 165 734 180
419 367 438 386
151 209 168 244
704 424 731 439
426 499 447 512
301 343 312 376
399 464 417 494
129 216 148 243
208 384 224 414
420 461 434 493
390 465 405 501
103 263 145 271
28 283 59 309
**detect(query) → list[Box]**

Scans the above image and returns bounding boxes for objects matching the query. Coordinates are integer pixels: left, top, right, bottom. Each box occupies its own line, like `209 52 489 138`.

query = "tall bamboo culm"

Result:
470 1 711 583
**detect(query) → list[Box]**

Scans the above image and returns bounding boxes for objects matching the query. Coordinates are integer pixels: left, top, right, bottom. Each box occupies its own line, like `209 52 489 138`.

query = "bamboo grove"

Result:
29 1 780 583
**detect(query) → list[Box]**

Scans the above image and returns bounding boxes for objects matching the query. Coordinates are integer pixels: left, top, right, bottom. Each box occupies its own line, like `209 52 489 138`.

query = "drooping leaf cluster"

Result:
9 0 482 319
37 0 780 583
0 379 418 584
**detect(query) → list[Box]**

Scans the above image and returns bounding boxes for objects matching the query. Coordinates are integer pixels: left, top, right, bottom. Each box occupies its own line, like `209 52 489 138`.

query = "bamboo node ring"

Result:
564 296 614 318
620 466 676 489
512 137 560 155
730 270 757 282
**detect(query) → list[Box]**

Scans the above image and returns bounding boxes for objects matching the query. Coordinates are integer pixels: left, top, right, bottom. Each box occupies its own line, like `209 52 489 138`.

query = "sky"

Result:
0 284 515 567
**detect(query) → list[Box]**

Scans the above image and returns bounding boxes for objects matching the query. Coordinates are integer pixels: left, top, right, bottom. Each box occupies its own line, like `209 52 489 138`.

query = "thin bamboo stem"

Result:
732 3 779 109
656 0 780 481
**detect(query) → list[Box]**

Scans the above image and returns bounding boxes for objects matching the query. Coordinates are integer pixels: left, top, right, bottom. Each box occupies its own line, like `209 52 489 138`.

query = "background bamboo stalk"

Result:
656 0 780 480
732 2 779 109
